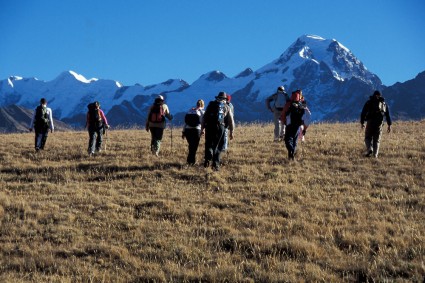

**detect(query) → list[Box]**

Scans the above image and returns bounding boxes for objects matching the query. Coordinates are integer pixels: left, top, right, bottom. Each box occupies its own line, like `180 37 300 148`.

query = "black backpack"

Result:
34 105 49 129
288 102 305 126
204 100 226 127
184 108 202 127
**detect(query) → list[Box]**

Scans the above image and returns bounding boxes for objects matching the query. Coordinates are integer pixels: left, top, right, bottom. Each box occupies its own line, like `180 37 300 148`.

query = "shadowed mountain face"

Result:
382 71 425 120
1 35 424 129
0 105 74 133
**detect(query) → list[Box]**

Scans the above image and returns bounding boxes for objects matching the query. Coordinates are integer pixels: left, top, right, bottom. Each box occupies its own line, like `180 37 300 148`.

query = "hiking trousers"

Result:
34 127 49 150
149 127 164 155
88 127 104 154
204 125 225 168
365 120 383 157
284 124 301 158
273 109 285 140
185 128 201 164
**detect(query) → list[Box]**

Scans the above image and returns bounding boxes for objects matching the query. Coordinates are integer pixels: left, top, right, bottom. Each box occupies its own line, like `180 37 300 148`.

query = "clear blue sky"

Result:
1 0 424 86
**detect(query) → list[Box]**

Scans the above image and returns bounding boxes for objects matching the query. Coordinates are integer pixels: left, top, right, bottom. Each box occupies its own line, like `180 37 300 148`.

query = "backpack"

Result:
287 102 305 126
275 92 289 109
149 103 165 123
204 100 226 127
87 102 102 127
185 108 202 127
369 97 387 118
34 105 49 129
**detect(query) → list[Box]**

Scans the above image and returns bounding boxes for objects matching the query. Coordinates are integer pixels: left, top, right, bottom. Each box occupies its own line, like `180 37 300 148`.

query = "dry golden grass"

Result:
0 121 424 282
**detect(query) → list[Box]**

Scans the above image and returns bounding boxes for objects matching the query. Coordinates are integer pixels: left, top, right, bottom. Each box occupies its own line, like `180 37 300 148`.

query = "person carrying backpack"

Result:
360 90 392 158
219 94 234 152
265 86 289 142
145 95 173 156
202 91 235 171
182 99 205 165
280 90 309 160
29 98 54 151
86 101 110 156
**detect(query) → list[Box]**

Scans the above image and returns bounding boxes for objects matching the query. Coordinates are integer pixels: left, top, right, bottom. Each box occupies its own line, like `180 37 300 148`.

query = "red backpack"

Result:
149 103 165 123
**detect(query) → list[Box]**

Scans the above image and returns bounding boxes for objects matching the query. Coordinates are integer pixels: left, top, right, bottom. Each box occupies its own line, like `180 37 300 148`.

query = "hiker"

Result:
182 99 205 165
360 90 392 158
85 101 110 156
265 86 289 142
29 98 54 151
280 90 309 160
145 95 173 156
220 94 234 152
202 91 235 171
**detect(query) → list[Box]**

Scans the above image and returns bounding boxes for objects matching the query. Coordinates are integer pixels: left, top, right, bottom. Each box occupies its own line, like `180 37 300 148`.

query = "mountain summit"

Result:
0 35 422 129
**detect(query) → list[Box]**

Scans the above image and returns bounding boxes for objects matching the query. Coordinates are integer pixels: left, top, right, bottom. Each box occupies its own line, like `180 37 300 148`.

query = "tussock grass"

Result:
0 121 424 282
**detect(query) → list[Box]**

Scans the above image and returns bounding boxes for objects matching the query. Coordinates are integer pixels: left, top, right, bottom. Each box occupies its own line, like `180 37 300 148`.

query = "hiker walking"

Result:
182 99 205 165
29 98 54 151
280 90 309 160
266 86 289 142
360 90 392 158
220 94 234 152
202 91 234 171
86 101 110 156
145 95 173 156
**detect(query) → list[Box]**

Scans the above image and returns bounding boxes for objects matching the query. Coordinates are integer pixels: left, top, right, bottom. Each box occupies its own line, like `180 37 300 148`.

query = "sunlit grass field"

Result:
0 121 424 282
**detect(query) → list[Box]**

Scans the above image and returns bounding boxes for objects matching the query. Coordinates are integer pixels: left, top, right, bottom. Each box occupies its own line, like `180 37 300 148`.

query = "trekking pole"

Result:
104 126 108 152
170 121 173 153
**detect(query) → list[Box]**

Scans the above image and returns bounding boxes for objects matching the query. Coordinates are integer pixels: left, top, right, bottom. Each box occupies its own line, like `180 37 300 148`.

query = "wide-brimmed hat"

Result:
216 91 227 100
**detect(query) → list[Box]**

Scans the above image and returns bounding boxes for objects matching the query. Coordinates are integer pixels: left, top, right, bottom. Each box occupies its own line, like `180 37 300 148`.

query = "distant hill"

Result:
0 105 74 133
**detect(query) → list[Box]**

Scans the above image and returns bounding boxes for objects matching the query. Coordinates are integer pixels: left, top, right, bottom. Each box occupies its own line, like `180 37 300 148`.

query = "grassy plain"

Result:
0 121 424 282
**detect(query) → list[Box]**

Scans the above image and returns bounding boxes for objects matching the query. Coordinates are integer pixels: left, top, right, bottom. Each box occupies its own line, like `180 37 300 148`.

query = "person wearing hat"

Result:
85 101 110 156
201 91 235 171
265 86 289 142
280 90 309 161
360 90 392 158
146 95 173 156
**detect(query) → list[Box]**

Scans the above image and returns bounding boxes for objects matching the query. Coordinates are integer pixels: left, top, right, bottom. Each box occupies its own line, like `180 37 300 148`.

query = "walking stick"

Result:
170 121 173 152
104 126 108 152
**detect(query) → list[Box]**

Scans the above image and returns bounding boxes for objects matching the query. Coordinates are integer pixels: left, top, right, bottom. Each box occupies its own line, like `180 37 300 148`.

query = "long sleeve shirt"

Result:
29 106 54 130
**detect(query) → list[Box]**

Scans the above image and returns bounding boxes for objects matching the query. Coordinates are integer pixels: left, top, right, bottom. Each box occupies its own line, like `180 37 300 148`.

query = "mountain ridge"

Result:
1 34 424 131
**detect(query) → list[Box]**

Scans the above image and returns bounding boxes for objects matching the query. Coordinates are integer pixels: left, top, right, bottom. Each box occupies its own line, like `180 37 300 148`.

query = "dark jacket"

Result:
360 95 392 126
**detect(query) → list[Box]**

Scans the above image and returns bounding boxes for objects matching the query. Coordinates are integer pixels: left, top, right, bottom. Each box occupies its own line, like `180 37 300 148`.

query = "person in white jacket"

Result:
29 98 54 151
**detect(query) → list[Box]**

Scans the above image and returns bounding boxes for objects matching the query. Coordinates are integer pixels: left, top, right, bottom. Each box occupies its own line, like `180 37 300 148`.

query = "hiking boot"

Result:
274 138 279 142
204 160 210 168
35 147 40 152
365 150 373 157
212 165 220 171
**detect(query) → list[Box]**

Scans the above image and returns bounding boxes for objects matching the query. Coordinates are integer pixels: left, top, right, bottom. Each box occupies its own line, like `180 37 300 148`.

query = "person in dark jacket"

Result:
360 90 392 158
29 98 54 151
86 101 110 156
201 91 235 171
182 99 205 165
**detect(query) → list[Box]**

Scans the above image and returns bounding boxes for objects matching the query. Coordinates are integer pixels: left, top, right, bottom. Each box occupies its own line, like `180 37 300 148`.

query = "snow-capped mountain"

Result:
1 34 421 129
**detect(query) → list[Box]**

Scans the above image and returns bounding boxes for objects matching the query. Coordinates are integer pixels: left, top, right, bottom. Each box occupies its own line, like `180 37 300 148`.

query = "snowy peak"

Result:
54 70 98 84
199 71 228 82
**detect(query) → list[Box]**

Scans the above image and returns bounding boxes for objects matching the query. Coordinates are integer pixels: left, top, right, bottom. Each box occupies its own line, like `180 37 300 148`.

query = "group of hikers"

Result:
28 87 392 167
